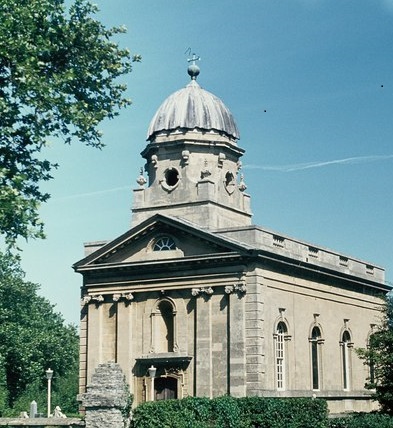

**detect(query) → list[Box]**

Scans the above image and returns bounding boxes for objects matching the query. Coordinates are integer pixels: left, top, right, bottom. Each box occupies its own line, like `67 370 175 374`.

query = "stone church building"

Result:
74 61 389 413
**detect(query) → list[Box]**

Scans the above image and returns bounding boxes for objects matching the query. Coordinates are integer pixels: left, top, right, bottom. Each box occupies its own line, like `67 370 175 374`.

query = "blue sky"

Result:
18 0 393 325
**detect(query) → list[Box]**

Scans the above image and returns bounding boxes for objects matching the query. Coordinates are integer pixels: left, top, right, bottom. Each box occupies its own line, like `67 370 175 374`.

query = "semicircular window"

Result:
153 236 176 251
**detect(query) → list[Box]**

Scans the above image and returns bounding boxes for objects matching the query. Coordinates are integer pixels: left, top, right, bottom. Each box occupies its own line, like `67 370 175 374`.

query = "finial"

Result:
136 167 147 187
187 52 201 80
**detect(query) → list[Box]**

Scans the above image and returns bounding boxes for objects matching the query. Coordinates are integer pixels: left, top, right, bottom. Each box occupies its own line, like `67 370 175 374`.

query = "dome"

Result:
147 79 240 141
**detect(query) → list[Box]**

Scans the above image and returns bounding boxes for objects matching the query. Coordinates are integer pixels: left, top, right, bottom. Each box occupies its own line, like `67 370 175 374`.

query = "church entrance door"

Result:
155 376 177 400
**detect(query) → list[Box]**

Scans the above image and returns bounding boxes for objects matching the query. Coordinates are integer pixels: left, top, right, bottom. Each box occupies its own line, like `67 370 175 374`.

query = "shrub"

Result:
131 396 329 428
132 397 211 428
328 413 393 428
238 396 328 428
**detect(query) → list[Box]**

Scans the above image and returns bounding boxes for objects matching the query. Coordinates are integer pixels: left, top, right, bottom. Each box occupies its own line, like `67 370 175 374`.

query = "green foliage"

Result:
121 383 133 424
0 252 79 415
5 380 45 417
356 295 393 414
51 365 79 414
328 413 393 428
131 396 329 428
237 396 328 428
0 0 138 246
211 395 244 428
0 354 8 415
132 397 211 428
8 368 79 416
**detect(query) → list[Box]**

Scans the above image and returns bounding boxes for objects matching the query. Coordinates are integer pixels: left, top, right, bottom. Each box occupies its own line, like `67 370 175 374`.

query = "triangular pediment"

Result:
73 214 253 271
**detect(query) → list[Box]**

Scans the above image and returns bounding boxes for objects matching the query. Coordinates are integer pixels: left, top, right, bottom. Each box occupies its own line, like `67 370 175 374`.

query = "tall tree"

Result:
0 251 79 414
357 295 393 414
0 0 138 247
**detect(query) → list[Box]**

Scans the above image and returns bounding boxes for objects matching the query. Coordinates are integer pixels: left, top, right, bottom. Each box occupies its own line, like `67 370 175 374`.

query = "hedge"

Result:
328 413 393 428
238 396 328 428
131 396 329 428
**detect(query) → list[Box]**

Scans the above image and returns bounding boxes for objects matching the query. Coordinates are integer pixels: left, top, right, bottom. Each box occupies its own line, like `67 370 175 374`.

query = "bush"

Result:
132 397 211 428
238 396 328 428
131 396 329 428
329 413 393 428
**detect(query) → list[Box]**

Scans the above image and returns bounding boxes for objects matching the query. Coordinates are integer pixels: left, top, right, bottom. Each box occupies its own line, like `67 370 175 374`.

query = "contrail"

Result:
244 154 393 172
52 185 130 201
49 154 393 200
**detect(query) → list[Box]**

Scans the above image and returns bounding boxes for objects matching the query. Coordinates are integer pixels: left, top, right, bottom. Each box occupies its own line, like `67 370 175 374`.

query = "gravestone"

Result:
29 400 37 418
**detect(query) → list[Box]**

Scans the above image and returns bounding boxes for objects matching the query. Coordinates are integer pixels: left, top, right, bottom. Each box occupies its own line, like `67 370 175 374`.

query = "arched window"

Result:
153 236 176 251
275 322 288 390
367 332 375 385
341 330 352 390
310 326 322 390
152 299 176 353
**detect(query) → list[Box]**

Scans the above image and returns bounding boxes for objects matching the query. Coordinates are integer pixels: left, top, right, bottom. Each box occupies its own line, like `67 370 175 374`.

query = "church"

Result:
74 59 389 413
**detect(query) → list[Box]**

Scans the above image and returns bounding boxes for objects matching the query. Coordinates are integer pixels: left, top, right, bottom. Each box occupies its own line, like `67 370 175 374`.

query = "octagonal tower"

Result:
132 61 252 230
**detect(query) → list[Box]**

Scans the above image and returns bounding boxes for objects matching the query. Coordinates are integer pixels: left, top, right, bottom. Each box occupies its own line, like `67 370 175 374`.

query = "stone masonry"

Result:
74 63 390 414
80 363 130 428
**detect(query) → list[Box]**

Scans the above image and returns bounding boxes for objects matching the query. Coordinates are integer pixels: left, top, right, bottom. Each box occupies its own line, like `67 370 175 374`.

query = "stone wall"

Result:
0 418 84 427
0 363 130 428
79 362 131 428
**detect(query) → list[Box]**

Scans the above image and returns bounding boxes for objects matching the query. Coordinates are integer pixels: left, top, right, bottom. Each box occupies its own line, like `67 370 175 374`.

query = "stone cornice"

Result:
75 252 248 274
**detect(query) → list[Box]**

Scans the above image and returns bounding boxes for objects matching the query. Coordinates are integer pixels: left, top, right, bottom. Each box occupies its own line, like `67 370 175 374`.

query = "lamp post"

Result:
45 368 53 418
148 365 156 402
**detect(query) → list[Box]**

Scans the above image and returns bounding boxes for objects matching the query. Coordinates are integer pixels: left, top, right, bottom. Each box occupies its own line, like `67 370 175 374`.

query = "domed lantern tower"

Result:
132 57 252 230
75 57 388 413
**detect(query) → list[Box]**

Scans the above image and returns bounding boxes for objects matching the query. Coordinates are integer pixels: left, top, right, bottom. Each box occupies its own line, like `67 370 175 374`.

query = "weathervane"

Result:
186 51 201 80
187 51 200 65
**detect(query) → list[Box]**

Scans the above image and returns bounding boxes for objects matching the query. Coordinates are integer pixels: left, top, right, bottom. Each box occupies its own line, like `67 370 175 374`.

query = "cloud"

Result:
244 154 393 172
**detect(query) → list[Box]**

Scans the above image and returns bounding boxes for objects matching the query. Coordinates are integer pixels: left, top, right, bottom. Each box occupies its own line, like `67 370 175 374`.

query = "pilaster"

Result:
79 304 88 394
116 301 133 387
195 294 212 397
86 302 103 385
228 291 247 396
245 271 265 395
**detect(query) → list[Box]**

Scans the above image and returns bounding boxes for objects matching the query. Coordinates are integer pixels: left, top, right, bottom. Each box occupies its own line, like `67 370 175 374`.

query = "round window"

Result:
165 168 179 186
161 167 180 191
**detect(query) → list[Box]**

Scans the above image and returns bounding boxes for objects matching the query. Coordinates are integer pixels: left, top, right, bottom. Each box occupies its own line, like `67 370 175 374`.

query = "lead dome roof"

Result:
147 76 240 141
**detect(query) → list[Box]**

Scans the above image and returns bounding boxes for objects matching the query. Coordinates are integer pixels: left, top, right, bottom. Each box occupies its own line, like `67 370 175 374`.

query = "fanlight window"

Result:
153 236 176 251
